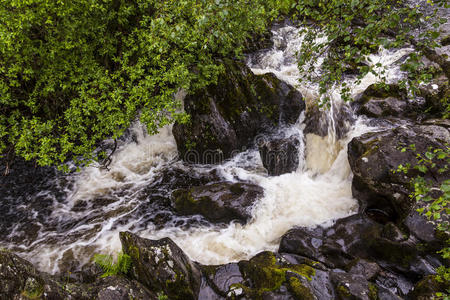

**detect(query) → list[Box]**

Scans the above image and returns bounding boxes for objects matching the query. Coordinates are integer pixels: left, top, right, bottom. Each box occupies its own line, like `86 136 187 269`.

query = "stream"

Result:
0 22 414 274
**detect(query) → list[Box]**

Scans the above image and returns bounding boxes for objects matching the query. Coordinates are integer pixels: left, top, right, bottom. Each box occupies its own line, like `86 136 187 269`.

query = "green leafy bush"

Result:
0 0 290 168
93 251 132 278
293 0 448 105
397 145 450 296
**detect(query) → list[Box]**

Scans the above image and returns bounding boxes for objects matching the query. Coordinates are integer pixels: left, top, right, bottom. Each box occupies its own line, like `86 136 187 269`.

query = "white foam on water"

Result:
6 23 411 273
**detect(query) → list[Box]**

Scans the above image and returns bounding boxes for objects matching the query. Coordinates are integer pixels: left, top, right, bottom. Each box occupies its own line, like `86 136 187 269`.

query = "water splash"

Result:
1 23 409 273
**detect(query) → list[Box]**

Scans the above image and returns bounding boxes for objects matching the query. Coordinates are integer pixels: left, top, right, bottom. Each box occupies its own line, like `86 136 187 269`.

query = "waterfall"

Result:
0 23 412 274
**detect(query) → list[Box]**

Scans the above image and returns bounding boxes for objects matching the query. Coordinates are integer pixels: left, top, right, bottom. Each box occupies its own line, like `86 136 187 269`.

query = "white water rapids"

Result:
2 24 413 274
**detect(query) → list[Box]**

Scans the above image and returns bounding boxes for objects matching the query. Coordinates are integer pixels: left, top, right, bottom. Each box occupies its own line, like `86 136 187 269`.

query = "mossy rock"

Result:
173 59 305 164
288 276 315 300
236 252 316 299
171 182 263 224
408 275 449 300
119 232 201 300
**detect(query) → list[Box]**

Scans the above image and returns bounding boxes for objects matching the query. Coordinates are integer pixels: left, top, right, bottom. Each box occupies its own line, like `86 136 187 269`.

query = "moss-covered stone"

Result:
173 59 305 164
119 232 201 300
288 277 315 300
21 278 44 299
408 275 449 299
368 283 378 300
237 252 317 299
171 182 263 224
336 284 352 298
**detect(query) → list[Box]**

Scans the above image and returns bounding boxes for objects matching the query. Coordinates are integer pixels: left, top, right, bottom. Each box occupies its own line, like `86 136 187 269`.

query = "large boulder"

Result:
119 232 202 300
258 136 300 176
418 74 449 119
348 122 450 219
233 251 318 299
0 249 156 300
171 182 264 224
201 263 244 298
90 276 157 300
0 249 69 299
352 83 424 120
279 214 442 282
407 275 449 300
173 59 305 164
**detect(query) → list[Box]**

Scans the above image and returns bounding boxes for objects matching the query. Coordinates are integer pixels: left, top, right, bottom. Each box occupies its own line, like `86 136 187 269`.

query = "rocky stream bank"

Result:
1 23 449 300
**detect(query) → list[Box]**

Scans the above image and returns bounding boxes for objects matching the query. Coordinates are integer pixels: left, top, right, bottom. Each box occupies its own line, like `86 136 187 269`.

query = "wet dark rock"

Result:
199 251 323 299
352 83 424 120
94 276 157 300
171 182 264 224
0 249 41 299
304 102 356 140
404 211 439 245
202 263 244 297
374 272 414 298
259 137 300 176
347 259 381 281
149 166 221 191
235 251 318 299
418 74 449 118
173 59 305 164
0 249 94 299
330 272 372 300
348 123 450 219
0 248 160 299
119 231 201 300
279 214 441 280
280 253 336 300
198 278 224 300
407 275 449 300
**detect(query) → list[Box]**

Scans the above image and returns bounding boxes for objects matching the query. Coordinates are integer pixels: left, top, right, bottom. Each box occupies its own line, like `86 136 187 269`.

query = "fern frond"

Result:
93 252 132 278
117 252 132 275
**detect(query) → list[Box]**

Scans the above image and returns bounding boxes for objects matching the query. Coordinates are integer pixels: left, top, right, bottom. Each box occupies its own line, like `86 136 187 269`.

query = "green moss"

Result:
201 265 218 278
164 271 195 300
288 264 316 281
21 278 44 300
238 252 317 299
336 284 352 298
288 277 314 300
173 190 198 208
230 183 245 195
368 283 378 300
361 138 380 158
128 245 140 260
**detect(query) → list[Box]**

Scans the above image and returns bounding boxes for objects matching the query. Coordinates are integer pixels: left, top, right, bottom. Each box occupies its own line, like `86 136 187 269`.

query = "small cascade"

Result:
0 22 412 274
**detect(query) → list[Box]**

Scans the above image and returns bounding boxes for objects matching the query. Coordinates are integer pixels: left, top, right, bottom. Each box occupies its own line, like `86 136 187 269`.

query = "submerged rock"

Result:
259 136 300 176
303 103 356 140
171 182 264 224
119 232 201 300
348 123 450 219
173 59 305 164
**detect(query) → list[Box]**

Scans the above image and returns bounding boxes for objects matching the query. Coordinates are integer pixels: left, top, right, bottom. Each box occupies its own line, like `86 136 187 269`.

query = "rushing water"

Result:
0 23 413 274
